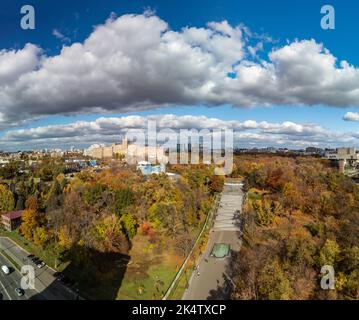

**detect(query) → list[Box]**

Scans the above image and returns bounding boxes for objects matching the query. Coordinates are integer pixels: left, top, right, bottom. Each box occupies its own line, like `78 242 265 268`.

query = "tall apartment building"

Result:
85 138 168 164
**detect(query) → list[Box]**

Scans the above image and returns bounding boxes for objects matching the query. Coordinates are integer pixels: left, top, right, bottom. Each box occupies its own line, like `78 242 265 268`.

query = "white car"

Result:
15 288 24 297
1 265 10 275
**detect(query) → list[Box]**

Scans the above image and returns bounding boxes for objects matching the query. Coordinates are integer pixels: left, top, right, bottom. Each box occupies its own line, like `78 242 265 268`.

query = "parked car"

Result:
1 265 10 275
37 261 46 269
15 288 24 297
55 273 65 282
31 257 39 263
27 254 35 259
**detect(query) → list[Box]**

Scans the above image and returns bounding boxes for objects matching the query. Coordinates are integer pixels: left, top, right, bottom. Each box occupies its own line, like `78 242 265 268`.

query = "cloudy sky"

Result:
1 0 359 151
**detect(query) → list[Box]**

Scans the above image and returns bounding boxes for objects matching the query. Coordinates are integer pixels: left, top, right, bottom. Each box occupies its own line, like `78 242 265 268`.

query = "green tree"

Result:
45 179 63 210
0 161 18 179
317 239 340 267
253 198 275 227
33 227 50 248
113 188 134 216
84 184 107 205
258 258 293 300
120 213 138 239
93 214 129 253
0 184 15 212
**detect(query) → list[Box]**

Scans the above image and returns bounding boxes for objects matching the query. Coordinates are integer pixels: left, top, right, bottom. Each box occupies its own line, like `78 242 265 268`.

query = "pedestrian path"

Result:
212 183 243 232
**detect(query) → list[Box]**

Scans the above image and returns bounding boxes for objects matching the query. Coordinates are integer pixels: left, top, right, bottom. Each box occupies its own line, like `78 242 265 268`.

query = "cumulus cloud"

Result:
343 112 359 122
1 114 356 151
0 44 41 86
0 13 359 129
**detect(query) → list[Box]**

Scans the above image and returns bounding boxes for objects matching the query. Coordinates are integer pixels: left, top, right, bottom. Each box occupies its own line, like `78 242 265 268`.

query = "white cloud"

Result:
343 112 359 122
52 29 71 43
0 13 359 130
0 44 41 86
1 114 357 151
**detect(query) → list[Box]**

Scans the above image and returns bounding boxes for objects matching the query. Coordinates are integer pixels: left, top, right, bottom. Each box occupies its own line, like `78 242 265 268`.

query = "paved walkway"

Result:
182 182 244 300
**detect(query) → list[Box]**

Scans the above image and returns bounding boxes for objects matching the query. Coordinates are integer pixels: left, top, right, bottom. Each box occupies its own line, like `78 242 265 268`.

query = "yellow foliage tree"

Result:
0 184 14 212
33 227 50 248
19 209 40 241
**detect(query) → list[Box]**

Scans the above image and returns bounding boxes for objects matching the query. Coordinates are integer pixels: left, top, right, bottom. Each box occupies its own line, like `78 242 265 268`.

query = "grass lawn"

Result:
167 261 194 300
118 262 177 300
117 234 182 300
0 228 67 271
0 249 21 270
167 230 210 300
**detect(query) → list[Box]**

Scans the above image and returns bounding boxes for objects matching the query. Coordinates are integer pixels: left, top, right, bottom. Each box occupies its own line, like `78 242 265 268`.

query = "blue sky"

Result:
1 0 359 150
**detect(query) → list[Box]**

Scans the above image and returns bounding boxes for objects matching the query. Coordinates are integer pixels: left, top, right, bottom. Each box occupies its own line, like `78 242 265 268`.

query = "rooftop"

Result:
2 211 23 220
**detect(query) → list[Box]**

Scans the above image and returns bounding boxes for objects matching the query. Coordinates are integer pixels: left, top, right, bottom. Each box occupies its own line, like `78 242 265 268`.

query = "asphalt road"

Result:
0 251 40 300
0 237 76 300
182 182 244 300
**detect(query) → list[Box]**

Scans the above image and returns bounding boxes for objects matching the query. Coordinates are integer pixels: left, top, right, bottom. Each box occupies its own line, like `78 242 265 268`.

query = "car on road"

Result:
37 261 46 268
31 257 39 263
14 288 24 297
1 265 10 275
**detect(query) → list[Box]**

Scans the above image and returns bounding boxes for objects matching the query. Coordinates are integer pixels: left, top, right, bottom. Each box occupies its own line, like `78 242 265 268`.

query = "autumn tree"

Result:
19 209 42 240
208 175 224 195
253 198 275 227
282 182 301 213
0 184 14 212
33 227 50 248
25 196 40 211
258 258 293 300
120 213 138 239
113 188 134 216
317 239 340 267
93 214 129 253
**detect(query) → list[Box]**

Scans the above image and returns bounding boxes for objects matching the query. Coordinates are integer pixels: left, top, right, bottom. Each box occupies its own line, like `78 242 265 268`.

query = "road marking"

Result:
0 276 12 300
0 237 75 300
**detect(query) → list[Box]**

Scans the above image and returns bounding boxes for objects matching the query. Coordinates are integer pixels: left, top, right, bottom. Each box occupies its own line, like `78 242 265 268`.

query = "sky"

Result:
1 0 359 151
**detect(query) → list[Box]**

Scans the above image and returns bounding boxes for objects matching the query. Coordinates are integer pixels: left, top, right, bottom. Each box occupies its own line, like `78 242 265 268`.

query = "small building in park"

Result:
1 211 24 231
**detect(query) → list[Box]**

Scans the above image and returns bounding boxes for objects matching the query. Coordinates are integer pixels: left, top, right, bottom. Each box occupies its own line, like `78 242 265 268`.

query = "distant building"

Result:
85 138 168 164
1 211 23 231
305 147 324 156
324 147 359 173
88 160 97 167
136 161 165 175
325 147 358 160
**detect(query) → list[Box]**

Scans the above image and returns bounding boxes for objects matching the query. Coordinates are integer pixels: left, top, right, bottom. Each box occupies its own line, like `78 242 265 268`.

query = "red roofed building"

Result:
1 211 23 231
